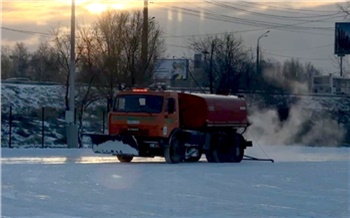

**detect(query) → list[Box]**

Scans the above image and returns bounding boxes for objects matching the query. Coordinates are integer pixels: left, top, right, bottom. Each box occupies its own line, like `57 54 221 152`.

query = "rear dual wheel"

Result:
205 133 231 163
205 133 221 163
205 133 244 163
231 134 245 163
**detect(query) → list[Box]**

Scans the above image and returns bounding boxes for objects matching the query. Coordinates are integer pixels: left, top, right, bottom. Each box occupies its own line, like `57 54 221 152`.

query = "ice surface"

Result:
1 146 349 218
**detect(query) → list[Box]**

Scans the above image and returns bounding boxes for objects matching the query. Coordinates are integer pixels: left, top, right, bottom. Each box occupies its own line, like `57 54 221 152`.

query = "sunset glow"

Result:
58 0 138 13
111 4 125 10
85 3 108 14
1 0 344 83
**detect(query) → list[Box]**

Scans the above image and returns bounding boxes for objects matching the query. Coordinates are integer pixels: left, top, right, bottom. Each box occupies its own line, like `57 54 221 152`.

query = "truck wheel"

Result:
205 135 217 163
231 146 244 163
164 132 185 164
205 150 216 162
206 133 229 163
229 134 244 163
116 155 133 163
213 145 231 163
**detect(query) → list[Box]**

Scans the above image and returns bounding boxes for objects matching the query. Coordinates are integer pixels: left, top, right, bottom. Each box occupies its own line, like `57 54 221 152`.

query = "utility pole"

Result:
209 41 215 94
66 0 78 148
140 0 149 85
256 30 270 76
202 50 209 90
339 54 344 77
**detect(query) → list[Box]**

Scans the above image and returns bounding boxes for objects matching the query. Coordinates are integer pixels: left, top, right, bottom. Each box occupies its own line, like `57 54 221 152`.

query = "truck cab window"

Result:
114 95 164 113
167 98 176 114
114 98 126 110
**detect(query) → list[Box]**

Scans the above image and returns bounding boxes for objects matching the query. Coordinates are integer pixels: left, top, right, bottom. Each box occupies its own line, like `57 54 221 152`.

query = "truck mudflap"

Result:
88 134 139 156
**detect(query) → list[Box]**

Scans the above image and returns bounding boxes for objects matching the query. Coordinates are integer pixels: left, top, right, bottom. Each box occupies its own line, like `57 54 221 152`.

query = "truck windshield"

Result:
114 95 164 114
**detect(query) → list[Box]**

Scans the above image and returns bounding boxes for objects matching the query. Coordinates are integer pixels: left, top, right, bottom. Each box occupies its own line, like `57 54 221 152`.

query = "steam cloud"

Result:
247 102 346 147
246 65 347 147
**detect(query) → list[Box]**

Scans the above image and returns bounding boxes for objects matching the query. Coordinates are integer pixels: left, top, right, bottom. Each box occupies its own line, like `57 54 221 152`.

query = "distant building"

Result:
312 74 350 95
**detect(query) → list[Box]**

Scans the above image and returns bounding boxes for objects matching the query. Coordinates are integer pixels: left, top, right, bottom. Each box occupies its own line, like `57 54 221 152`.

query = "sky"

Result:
1 0 349 75
1 146 350 217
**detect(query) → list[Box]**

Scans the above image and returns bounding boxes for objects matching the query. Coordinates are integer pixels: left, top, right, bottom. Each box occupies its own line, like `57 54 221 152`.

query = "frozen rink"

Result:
1 145 350 218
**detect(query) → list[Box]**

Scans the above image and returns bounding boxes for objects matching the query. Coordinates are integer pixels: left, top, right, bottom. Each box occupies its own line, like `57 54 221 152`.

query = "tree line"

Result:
2 10 325 110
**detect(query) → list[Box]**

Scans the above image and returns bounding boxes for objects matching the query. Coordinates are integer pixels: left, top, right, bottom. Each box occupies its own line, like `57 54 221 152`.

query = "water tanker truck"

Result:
89 86 253 163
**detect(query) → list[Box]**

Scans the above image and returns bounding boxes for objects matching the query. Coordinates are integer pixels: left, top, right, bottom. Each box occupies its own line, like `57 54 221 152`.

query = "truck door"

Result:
164 97 179 137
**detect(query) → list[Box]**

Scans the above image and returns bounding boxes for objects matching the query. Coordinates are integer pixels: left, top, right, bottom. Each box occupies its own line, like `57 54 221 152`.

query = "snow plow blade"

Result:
87 134 139 156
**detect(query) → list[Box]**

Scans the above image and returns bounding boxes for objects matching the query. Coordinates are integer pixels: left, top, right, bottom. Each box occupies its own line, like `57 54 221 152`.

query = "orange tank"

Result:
178 93 250 129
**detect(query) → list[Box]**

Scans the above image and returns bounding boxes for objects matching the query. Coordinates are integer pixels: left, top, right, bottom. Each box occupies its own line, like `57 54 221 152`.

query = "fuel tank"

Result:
178 93 250 129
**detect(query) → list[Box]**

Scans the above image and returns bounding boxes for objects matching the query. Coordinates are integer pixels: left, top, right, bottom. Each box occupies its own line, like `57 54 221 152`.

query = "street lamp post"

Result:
140 0 148 86
202 50 209 91
256 30 270 76
66 0 78 148
208 45 214 94
202 41 215 94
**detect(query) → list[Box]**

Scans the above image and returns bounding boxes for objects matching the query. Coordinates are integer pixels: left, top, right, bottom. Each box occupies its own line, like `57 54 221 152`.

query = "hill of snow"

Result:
1 83 105 147
1 83 65 112
1 83 350 147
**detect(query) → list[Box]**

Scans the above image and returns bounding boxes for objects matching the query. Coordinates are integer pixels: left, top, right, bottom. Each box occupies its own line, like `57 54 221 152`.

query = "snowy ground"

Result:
1 145 350 218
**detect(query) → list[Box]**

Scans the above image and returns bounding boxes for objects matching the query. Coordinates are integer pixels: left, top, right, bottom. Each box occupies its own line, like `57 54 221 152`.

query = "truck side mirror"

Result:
167 98 175 114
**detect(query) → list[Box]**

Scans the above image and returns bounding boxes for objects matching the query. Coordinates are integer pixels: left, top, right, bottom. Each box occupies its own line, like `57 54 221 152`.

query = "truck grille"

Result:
120 128 149 136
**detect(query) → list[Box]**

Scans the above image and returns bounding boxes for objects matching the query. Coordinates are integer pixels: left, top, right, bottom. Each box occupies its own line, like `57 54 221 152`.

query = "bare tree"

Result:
75 26 105 147
9 42 30 78
92 10 128 111
123 11 143 86
330 55 350 77
88 10 165 110
51 26 82 110
266 59 321 93
338 1 350 18
1 45 14 79
188 33 252 93
282 58 306 83
29 42 63 82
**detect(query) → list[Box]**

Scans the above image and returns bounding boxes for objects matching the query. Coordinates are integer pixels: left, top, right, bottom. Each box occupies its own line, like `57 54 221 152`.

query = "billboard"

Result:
335 22 350 55
152 59 188 80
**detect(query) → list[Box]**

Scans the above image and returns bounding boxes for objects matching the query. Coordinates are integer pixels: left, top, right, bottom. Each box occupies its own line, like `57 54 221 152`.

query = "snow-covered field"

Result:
2 145 349 218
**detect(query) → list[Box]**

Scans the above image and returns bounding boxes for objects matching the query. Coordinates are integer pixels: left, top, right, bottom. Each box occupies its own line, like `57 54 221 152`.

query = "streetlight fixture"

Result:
256 30 270 75
66 0 78 148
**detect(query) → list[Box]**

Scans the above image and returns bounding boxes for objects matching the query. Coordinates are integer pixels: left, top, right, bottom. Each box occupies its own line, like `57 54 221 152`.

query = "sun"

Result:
85 1 143 14
85 2 108 14
60 0 88 5
84 2 130 13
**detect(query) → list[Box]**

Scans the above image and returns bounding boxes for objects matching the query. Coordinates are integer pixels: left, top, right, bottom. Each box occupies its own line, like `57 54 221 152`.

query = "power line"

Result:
264 51 332 61
166 43 189 49
193 1 342 26
2 26 52 36
164 28 268 38
239 1 339 13
206 1 342 21
159 6 333 38
265 43 333 52
155 3 339 32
